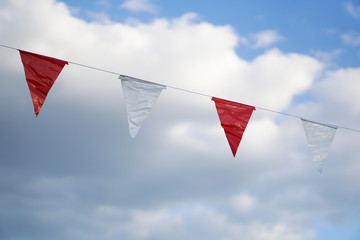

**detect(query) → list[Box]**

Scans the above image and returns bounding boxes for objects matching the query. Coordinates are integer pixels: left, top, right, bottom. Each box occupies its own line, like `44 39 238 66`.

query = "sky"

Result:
0 0 360 239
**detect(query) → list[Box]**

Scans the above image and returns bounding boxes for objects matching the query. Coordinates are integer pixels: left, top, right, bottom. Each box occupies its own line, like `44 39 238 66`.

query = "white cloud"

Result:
345 2 360 18
315 68 360 115
233 48 323 110
249 30 284 48
86 11 112 23
311 49 343 67
167 121 221 153
231 192 258 213
341 32 360 46
119 0 158 13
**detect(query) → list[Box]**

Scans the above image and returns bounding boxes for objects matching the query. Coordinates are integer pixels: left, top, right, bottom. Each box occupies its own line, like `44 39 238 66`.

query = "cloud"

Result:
119 0 158 13
83 204 317 240
315 68 360 115
0 0 360 240
310 49 343 67
230 192 258 214
118 206 316 240
341 32 360 46
345 2 360 18
86 11 112 23
249 30 284 48
96 0 111 8
235 48 323 109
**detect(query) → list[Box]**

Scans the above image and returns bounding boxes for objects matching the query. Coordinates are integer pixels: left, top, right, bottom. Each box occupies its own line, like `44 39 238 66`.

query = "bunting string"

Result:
0 43 359 132
0 43 17 50
0 43 359 133
1 43 360 172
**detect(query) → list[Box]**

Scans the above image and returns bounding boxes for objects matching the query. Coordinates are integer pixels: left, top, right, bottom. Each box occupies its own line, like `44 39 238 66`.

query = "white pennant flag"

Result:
301 119 337 173
119 75 166 138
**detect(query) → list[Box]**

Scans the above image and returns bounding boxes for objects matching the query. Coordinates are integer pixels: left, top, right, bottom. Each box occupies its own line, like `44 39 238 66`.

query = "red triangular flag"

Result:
19 50 68 116
212 97 255 157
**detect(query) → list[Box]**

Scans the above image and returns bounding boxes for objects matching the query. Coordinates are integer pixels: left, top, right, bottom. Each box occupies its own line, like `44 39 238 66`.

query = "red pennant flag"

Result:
212 97 255 157
19 50 68 116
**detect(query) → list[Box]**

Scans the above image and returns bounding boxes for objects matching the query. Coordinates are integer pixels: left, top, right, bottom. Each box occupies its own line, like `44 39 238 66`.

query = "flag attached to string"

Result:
19 50 68 116
119 75 166 138
212 97 255 157
301 119 337 173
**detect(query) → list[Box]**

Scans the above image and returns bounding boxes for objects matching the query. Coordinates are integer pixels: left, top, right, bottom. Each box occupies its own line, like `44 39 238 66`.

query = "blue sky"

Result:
0 0 360 240
65 0 359 67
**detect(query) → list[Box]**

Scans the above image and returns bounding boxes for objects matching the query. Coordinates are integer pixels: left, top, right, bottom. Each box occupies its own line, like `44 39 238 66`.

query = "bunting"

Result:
19 50 68 116
212 97 255 157
301 119 337 173
119 75 166 138
0 44 357 172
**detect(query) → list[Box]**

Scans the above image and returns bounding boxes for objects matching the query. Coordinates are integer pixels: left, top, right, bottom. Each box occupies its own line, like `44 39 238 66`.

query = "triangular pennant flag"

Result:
301 119 337 173
119 75 166 138
212 97 255 157
19 50 68 116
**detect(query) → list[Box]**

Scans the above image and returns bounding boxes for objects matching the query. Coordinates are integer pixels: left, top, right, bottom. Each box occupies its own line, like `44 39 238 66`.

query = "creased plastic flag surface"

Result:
19 50 68 116
212 97 255 157
301 119 337 173
119 75 165 138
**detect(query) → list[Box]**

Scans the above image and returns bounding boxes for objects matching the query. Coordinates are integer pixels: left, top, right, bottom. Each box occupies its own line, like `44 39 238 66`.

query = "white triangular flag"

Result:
119 75 165 138
301 119 337 173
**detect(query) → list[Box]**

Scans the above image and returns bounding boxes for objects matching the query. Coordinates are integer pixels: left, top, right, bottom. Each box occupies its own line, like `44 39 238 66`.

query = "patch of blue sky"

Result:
313 219 360 240
63 0 359 68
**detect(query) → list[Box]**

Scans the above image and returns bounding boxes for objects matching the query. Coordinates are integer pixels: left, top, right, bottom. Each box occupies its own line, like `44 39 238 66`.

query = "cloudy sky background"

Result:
0 0 360 239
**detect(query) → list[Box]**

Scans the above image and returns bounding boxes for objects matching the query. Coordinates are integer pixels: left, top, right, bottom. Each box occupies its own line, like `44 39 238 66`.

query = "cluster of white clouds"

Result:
0 0 360 240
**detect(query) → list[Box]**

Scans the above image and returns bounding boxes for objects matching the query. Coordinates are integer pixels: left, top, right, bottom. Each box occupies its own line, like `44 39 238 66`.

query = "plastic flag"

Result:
19 50 68 116
301 119 337 173
212 97 255 157
119 75 165 138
